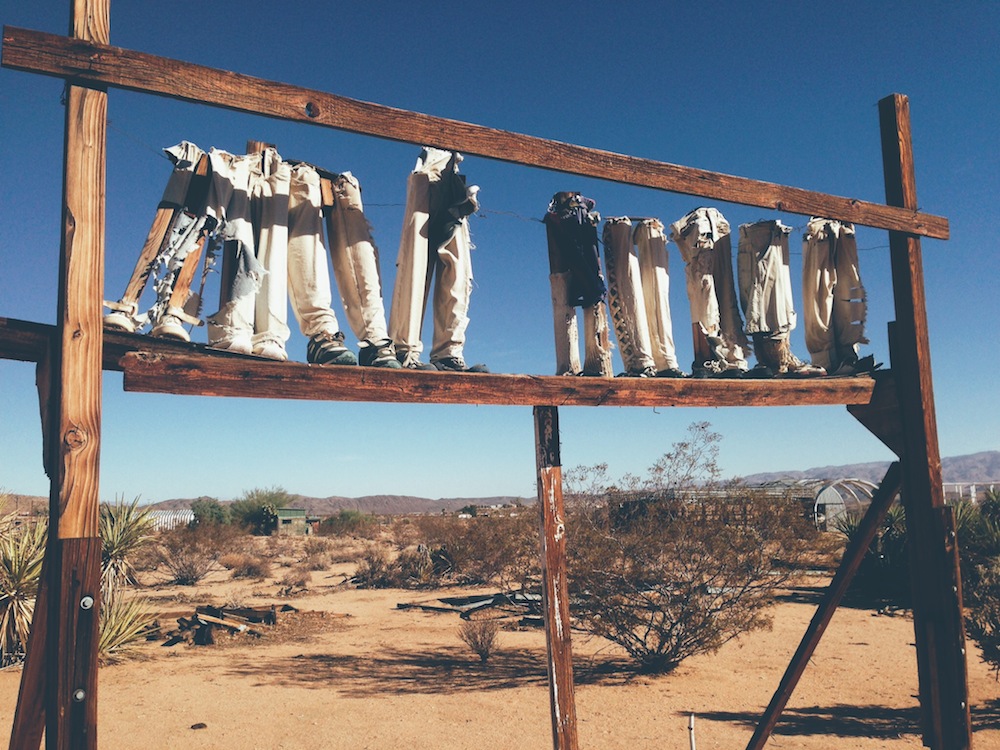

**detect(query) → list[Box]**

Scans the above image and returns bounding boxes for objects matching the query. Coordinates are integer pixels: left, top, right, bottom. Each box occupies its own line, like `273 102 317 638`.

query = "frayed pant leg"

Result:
634 219 680 372
603 218 654 373
544 220 581 375
388 171 432 366
801 218 836 368
206 150 261 350
286 163 339 340
582 300 614 377
326 171 389 344
251 150 292 354
831 222 867 364
429 219 473 362
737 220 796 340
711 230 749 367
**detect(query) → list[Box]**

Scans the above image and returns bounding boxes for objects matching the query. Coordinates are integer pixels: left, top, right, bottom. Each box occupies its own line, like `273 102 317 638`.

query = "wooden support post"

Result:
12 2 111 749
746 463 903 750
879 93 970 749
533 406 579 750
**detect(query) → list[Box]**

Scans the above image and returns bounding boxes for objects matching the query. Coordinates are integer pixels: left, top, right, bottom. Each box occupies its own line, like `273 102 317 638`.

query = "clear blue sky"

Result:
1 1 997 503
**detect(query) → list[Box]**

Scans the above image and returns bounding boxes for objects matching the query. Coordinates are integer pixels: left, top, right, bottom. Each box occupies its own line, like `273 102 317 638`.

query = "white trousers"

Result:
388 148 475 365
737 219 796 340
634 219 681 371
802 218 867 370
209 148 341 352
670 207 748 369
604 218 655 373
325 171 391 345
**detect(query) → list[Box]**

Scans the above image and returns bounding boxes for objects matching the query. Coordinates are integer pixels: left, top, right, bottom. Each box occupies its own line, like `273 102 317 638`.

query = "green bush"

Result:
230 486 291 535
319 509 378 538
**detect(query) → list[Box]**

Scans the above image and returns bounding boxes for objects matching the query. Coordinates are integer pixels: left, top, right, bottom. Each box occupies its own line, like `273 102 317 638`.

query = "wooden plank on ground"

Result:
1 26 948 239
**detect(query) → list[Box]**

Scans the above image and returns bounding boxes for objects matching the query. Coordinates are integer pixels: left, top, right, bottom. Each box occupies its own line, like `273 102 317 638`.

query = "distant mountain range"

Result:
741 451 1000 486
10 452 998 517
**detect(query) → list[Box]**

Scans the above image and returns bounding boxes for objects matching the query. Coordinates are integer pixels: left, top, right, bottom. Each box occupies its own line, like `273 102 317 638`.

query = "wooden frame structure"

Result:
0 1 971 748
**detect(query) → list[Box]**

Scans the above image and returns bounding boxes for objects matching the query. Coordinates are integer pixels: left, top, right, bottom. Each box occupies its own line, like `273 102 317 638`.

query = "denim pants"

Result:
388 148 477 366
325 171 391 347
737 219 796 341
670 207 748 370
544 193 613 376
802 218 868 370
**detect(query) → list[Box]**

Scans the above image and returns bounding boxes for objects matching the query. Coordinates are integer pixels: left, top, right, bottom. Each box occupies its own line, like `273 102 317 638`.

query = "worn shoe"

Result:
359 338 402 369
252 340 288 361
617 366 658 378
211 333 253 355
104 311 138 333
150 313 190 342
396 350 437 370
756 337 825 378
307 331 358 366
432 356 489 373
656 367 688 379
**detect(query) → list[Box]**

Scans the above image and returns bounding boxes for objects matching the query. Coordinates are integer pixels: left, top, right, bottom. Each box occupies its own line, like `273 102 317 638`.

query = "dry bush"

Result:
319 509 379 539
458 618 502 663
278 566 311 593
221 553 272 580
156 524 243 585
353 544 394 588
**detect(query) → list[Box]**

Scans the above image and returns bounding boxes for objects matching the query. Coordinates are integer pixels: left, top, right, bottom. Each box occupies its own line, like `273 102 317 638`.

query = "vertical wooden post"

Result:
533 406 580 750
879 93 971 749
12 2 111 749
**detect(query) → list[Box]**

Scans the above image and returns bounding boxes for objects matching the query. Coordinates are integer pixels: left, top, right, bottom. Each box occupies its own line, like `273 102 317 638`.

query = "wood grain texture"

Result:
1 27 949 240
746 463 902 750
846 367 904 456
47 537 101 750
9 555 50 750
117 350 877 408
52 83 105 541
879 93 969 750
534 408 579 750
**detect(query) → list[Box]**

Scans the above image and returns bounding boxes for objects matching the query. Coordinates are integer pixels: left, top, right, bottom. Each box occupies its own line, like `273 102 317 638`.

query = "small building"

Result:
275 507 308 536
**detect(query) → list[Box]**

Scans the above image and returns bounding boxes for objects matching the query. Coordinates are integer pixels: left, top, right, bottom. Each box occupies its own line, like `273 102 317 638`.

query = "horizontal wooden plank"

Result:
118 350 875 408
2 26 948 239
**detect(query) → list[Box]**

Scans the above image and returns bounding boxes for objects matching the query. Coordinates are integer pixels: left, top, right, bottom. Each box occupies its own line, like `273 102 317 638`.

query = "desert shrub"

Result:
834 502 911 606
566 422 811 674
100 496 154 590
0 517 46 665
353 545 394 588
459 618 501 663
320 509 378 538
230 486 291 535
278 566 310 592
303 537 330 556
190 497 230 526
156 524 229 585
393 545 436 587
219 553 272 580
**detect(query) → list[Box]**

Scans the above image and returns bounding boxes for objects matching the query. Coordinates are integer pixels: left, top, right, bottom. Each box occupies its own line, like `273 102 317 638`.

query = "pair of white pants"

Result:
670 207 748 370
802 218 867 370
737 219 796 341
325 172 391 346
388 148 476 366
208 148 341 353
603 218 681 373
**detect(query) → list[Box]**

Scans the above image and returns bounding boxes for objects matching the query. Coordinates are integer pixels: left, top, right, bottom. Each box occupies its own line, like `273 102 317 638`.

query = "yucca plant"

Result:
99 580 154 657
100 496 154 590
0 516 47 665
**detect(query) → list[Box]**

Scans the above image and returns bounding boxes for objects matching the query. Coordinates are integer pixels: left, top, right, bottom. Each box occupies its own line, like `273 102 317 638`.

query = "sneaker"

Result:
359 339 402 369
104 311 137 333
396 350 437 370
150 313 190 342
431 356 489 373
211 333 253 355
656 367 688 379
691 359 744 379
307 331 358 366
252 340 288 361
617 366 657 378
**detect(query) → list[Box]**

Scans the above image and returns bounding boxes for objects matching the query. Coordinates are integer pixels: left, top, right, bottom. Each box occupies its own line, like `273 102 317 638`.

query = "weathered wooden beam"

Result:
879 93 970 750
846 366 904 456
117 350 877 408
534 406 579 750
1 26 949 240
746 463 902 750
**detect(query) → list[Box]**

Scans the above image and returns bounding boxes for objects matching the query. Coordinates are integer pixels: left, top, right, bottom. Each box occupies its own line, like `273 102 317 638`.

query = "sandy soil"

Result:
1 557 998 749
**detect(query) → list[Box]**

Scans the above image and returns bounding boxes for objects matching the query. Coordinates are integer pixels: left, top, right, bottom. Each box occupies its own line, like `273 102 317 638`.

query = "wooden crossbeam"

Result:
1 26 948 239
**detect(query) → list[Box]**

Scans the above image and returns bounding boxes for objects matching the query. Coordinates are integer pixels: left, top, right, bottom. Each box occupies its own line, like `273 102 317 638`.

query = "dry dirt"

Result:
1 556 998 749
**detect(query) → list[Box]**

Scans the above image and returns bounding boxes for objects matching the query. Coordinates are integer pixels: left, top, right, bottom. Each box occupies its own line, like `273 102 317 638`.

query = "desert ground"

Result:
1 541 998 750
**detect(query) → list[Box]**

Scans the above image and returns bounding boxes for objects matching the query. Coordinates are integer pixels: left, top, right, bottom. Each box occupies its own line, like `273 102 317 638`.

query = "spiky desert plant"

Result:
99 580 154 657
100 495 154 590
0 517 47 665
